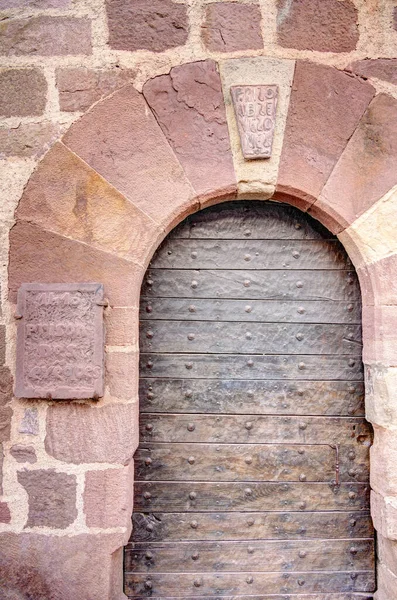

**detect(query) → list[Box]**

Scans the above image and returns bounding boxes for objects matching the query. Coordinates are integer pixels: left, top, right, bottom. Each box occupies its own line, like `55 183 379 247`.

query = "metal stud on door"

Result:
124 201 375 599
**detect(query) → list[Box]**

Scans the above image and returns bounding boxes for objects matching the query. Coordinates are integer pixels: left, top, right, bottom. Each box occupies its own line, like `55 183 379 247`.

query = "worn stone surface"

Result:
0 69 47 117
376 563 397 600
106 351 138 399
348 59 397 86
0 324 5 366
365 365 397 431
10 445 37 464
19 407 39 436
357 255 397 308
0 0 71 7
362 304 397 365
0 443 3 494
45 403 138 464
223 58 297 199
202 3 263 52
143 60 236 199
372 490 397 541
0 532 126 600
277 61 375 207
339 185 397 270
0 406 12 443
8 221 143 306
0 502 11 523
16 142 162 264
57 67 135 113
276 0 359 52
63 85 196 228
371 426 397 496
106 0 188 53
0 17 92 56
0 122 62 159
84 463 134 528
105 307 138 347
378 534 397 575
316 94 397 230
17 469 77 529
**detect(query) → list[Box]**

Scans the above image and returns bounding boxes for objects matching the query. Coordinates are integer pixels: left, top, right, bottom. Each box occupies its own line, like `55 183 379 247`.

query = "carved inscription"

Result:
231 85 278 159
15 283 104 400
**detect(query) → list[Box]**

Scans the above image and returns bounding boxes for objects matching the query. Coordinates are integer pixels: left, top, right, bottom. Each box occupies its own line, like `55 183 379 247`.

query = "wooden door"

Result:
124 201 375 599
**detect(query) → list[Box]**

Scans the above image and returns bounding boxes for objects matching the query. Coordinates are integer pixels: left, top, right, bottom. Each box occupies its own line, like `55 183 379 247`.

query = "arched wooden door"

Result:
124 201 375 599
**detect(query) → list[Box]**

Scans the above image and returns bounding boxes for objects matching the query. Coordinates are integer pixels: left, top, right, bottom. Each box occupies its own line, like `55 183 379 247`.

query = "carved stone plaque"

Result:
15 283 105 400
231 85 278 160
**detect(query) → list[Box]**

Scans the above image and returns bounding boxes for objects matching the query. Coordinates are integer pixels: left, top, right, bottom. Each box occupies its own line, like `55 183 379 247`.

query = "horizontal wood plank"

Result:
150 240 352 270
130 511 374 542
140 353 363 380
139 414 372 445
134 482 370 512
168 201 333 241
125 538 374 573
140 322 362 355
142 269 361 301
126 594 373 600
135 443 369 483
140 298 362 324
124 570 375 596
139 379 365 416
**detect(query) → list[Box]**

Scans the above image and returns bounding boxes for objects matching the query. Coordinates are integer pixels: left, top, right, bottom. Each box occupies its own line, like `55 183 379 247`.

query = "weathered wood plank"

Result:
125 538 374 573
140 298 362 324
151 240 352 270
139 379 365 416
139 414 372 446
135 443 369 483
141 269 361 302
131 511 374 542
124 570 375 596
140 353 363 380
134 482 370 512
140 322 362 355
168 201 333 241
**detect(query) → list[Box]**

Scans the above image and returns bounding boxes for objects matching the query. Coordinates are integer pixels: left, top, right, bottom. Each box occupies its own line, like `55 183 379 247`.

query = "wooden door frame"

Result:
5 58 397 599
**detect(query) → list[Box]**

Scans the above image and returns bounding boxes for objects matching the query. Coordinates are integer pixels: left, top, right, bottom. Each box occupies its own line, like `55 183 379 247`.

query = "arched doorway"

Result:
124 200 375 598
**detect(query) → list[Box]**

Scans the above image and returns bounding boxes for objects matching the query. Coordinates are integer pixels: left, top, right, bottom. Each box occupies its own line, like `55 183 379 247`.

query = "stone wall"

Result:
2 1 397 599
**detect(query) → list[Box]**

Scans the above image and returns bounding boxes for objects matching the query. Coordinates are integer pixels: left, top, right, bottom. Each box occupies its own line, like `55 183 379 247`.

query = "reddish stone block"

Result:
10 445 37 464
0 69 47 117
0 325 5 365
45 403 138 464
84 464 133 529
348 59 397 86
202 3 263 52
0 502 11 524
63 85 196 227
106 351 138 399
17 469 77 529
371 426 397 496
0 17 92 56
362 304 397 365
0 406 12 443
16 142 162 265
0 0 71 7
8 221 142 306
277 0 358 52
143 60 237 199
106 0 188 52
57 67 135 113
316 94 397 229
277 62 375 206
0 444 3 495
394 6 397 31
0 532 126 600
0 122 62 159
105 307 138 347
357 255 397 308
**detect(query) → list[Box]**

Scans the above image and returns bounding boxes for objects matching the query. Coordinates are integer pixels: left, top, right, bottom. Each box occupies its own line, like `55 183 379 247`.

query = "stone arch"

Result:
8 58 397 599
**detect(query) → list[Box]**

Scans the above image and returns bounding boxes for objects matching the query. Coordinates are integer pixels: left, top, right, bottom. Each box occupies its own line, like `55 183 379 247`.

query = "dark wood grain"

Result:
139 379 365 416
140 297 362 324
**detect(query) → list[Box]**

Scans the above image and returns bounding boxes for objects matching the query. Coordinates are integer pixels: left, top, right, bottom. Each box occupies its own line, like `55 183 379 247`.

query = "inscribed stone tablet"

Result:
231 84 278 159
15 283 104 400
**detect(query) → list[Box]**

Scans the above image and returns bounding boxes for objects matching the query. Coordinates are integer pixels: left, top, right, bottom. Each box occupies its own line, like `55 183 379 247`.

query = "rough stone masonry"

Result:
1 0 397 599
